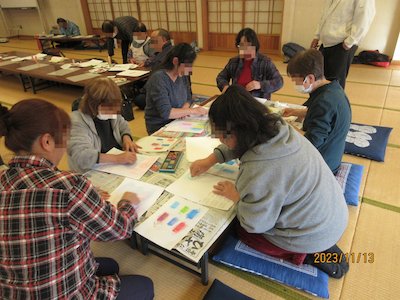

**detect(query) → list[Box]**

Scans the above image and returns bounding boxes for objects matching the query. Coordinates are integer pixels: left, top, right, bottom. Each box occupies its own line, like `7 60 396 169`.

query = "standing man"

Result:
310 0 375 89
102 16 139 64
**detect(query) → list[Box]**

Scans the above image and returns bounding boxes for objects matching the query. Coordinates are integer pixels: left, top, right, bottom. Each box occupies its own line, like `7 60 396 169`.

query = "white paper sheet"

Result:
185 137 221 162
166 170 235 210
134 196 208 250
0 60 19 66
0 55 17 60
66 72 100 82
17 63 48 71
94 148 159 180
108 178 164 218
136 136 178 153
11 57 26 62
47 68 80 76
13 53 47 62
109 64 138 72
78 59 103 68
164 119 206 134
116 70 150 77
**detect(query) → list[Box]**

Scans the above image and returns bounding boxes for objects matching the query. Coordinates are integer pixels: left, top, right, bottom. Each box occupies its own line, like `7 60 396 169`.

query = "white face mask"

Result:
295 77 313 94
135 39 145 44
112 31 117 38
97 114 118 120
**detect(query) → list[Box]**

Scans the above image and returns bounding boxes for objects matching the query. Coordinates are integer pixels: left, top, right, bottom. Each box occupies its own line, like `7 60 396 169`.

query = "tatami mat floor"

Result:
1 38 400 299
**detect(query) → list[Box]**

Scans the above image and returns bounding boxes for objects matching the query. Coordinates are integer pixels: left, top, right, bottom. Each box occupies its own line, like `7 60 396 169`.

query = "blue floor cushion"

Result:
203 279 254 300
212 235 329 298
345 123 392 161
335 162 364 206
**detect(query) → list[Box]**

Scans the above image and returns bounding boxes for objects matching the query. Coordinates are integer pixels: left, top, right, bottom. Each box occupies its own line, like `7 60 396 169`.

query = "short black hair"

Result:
157 43 196 71
57 18 66 24
235 28 260 52
134 22 147 32
287 49 325 80
209 85 281 157
102 20 115 33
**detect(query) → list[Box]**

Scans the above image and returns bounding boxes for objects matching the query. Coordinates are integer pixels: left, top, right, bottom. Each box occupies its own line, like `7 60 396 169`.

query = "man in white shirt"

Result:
310 0 375 89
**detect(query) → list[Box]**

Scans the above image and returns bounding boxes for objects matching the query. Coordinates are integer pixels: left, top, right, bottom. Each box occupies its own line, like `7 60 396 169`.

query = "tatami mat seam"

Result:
362 197 400 214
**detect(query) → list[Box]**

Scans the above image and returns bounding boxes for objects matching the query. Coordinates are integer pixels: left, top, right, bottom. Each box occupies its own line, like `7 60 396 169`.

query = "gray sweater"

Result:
67 111 132 173
213 121 348 253
144 70 192 134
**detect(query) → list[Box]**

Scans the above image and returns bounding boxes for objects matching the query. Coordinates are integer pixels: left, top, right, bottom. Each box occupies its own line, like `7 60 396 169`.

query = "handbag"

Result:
120 90 135 121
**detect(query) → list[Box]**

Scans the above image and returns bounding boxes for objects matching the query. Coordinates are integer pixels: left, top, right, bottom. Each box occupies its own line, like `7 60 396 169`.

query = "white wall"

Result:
281 0 400 57
393 33 400 61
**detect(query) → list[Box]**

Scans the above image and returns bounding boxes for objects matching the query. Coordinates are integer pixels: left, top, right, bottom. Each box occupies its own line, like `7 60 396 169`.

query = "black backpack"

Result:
282 43 305 63
353 50 390 68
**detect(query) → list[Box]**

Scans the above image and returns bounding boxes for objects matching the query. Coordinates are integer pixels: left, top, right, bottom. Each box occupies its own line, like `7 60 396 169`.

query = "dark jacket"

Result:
303 80 352 173
216 53 283 99
107 16 138 57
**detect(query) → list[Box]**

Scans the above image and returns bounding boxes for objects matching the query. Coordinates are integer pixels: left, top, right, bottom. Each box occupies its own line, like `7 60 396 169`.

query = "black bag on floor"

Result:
282 42 305 63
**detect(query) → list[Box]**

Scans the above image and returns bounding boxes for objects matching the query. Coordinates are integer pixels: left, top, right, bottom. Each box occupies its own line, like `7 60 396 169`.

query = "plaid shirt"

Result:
216 52 283 99
0 156 137 300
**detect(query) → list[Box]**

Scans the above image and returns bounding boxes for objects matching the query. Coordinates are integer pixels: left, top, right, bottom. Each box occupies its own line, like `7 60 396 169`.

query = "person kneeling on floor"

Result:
190 85 349 278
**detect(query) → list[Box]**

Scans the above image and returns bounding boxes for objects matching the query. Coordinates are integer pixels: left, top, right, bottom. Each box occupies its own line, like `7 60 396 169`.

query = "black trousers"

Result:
121 39 131 64
320 43 358 90
95 257 154 300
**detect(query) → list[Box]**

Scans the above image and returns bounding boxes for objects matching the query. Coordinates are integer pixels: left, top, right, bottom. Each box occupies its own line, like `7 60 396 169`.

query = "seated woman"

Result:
144 43 207 135
190 85 349 278
68 77 140 173
216 28 283 99
283 49 351 174
128 22 153 66
0 99 153 299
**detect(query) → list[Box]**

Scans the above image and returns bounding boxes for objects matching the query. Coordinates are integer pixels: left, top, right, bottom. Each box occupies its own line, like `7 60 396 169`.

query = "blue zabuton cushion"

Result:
345 123 392 161
212 235 329 298
335 162 364 206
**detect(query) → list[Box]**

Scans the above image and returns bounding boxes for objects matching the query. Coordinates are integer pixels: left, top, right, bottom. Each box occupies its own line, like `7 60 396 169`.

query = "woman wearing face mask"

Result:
283 49 351 174
190 85 349 279
216 28 283 99
68 78 140 173
127 22 153 66
144 43 207 135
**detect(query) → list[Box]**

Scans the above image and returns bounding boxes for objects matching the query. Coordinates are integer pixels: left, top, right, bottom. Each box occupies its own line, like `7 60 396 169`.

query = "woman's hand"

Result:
117 191 140 208
310 39 319 49
190 106 208 115
123 135 141 153
115 151 137 164
213 181 240 202
190 155 218 177
97 189 110 200
282 108 307 121
245 80 261 92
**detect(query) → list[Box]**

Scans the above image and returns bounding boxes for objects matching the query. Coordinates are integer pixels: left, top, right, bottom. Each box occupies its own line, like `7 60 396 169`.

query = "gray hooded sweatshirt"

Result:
213 121 348 253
